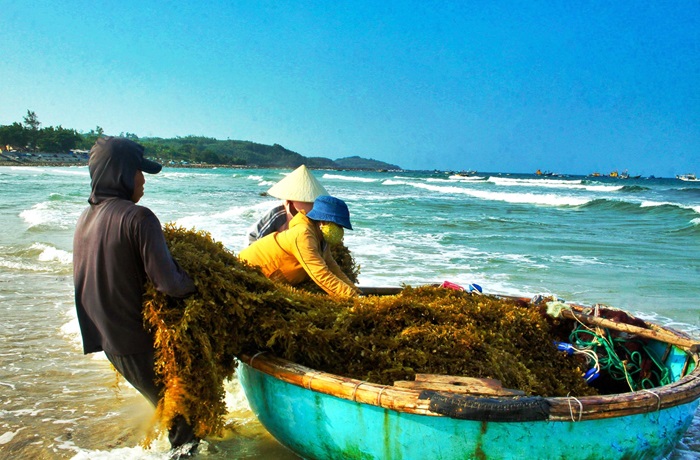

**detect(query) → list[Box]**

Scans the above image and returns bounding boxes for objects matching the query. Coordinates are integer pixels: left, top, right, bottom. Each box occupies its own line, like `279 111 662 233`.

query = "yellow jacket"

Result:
239 211 359 298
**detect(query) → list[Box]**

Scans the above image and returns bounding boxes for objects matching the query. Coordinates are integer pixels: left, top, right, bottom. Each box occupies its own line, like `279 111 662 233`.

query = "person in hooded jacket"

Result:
239 195 360 298
73 137 198 456
246 164 328 245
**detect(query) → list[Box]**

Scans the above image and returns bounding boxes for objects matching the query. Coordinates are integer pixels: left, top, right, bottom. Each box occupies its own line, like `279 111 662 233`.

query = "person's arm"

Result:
323 246 359 290
290 229 358 298
139 210 195 298
247 205 287 245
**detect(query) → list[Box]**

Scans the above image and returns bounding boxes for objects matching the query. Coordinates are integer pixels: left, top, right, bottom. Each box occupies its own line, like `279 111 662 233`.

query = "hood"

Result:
88 137 162 205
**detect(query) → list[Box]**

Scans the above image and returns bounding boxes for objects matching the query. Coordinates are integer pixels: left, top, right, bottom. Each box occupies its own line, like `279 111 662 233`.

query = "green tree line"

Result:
0 110 325 166
0 110 401 170
0 110 103 153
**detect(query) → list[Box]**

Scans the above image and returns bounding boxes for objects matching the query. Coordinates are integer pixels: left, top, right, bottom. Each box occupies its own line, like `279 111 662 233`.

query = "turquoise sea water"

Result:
1 165 699 458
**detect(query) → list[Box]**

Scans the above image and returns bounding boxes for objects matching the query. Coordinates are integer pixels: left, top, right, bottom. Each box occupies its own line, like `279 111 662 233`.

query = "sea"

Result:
1 165 699 459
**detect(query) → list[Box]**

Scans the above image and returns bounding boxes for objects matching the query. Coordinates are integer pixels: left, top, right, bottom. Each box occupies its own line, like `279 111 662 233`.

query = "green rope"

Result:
569 325 672 391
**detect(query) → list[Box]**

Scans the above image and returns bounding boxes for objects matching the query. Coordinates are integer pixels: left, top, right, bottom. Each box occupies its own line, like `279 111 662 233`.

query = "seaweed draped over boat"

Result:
142 225 594 441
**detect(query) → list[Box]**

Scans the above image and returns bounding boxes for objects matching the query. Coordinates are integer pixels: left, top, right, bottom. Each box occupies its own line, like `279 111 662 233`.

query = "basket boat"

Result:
238 288 700 460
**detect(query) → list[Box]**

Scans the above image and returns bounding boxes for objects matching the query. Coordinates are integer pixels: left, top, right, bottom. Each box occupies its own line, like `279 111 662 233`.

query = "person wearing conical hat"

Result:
247 165 329 245
239 195 360 298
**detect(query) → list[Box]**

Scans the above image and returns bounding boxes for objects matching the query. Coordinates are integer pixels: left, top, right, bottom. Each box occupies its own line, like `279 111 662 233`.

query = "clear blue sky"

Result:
1 1 698 176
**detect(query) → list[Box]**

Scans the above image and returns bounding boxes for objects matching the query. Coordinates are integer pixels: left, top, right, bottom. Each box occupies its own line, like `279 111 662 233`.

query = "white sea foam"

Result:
158 171 211 179
347 227 542 288
323 173 379 183
0 257 43 272
640 200 700 215
70 441 172 459
560 255 605 266
381 179 411 187
383 179 591 206
174 200 275 251
33 243 73 264
488 176 622 192
9 166 44 173
20 200 83 229
44 167 89 177
448 175 488 181
0 243 72 272
241 174 275 187
60 308 83 350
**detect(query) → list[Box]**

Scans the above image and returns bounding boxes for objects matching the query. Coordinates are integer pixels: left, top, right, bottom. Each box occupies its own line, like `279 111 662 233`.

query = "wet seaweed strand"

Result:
142 226 594 441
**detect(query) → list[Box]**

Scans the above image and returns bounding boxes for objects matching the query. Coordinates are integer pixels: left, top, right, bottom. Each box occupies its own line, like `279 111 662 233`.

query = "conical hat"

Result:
267 165 328 202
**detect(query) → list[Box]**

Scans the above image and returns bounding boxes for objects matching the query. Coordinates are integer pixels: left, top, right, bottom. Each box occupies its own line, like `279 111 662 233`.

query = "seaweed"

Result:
142 226 595 442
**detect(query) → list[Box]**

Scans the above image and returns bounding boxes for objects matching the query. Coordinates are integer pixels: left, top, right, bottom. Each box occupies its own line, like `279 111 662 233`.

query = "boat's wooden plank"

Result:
393 380 520 396
394 378 525 396
413 373 502 387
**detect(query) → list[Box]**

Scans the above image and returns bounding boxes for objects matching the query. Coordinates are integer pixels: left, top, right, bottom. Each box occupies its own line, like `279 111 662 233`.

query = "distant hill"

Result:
0 112 402 169
139 136 402 170
138 136 401 170
0 113 403 170
334 156 401 171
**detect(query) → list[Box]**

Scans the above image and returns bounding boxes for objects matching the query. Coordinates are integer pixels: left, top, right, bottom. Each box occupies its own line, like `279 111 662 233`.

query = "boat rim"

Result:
239 290 700 423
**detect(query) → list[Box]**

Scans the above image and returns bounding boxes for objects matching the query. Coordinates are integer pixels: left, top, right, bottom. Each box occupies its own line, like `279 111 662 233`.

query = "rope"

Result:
567 394 583 422
304 371 322 390
568 324 672 391
377 385 388 406
351 381 363 401
640 389 662 412
249 350 267 367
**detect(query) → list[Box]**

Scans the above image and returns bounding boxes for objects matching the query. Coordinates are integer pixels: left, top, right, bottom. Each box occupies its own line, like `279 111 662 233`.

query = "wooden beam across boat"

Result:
394 374 526 396
556 308 700 352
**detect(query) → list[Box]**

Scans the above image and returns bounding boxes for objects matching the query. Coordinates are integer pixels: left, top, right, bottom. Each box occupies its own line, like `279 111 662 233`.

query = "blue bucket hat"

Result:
306 195 353 230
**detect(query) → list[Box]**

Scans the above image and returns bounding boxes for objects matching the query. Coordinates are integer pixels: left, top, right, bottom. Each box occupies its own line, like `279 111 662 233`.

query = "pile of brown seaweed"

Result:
143 226 594 440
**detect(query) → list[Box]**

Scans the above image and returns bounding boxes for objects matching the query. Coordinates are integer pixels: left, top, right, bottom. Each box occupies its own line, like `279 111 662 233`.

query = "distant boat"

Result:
448 170 487 181
450 170 477 177
535 169 554 176
618 170 641 180
677 173 698 182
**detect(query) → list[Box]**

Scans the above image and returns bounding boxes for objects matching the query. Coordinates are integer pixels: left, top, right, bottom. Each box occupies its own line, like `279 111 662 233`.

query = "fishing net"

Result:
142 225 595 441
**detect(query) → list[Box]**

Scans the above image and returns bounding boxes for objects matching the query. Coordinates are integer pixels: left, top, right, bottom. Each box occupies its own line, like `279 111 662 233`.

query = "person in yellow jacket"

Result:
239 195 360 298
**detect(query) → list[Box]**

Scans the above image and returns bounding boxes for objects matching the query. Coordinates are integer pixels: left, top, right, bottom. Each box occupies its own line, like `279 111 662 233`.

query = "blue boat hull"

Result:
238 361 699 460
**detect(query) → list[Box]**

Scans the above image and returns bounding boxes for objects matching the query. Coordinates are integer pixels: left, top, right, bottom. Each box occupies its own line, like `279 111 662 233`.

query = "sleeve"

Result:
138 209 196 298
247 205 287 245
323 246 359 291
290 228 358 298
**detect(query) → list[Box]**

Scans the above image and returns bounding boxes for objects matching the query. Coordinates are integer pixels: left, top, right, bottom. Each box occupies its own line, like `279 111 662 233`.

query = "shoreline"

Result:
0 160 404 172
0 161 688 179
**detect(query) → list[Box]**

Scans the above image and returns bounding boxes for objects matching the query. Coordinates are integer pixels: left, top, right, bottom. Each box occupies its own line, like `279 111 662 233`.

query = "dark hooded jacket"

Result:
73 137 195 355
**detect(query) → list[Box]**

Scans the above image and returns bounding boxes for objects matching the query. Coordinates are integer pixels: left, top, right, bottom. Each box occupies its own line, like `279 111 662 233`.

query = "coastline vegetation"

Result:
0 110 401 170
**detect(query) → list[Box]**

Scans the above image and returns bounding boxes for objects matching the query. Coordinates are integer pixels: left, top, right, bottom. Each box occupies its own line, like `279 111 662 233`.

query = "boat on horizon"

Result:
238 287 700 460
677 173 698 182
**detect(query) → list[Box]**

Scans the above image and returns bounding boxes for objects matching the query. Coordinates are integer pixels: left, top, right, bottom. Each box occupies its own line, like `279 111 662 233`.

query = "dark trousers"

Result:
105 350 198 449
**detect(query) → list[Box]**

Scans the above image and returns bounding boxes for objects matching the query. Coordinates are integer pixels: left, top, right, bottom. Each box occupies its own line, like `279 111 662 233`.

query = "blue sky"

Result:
1 1 698 176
